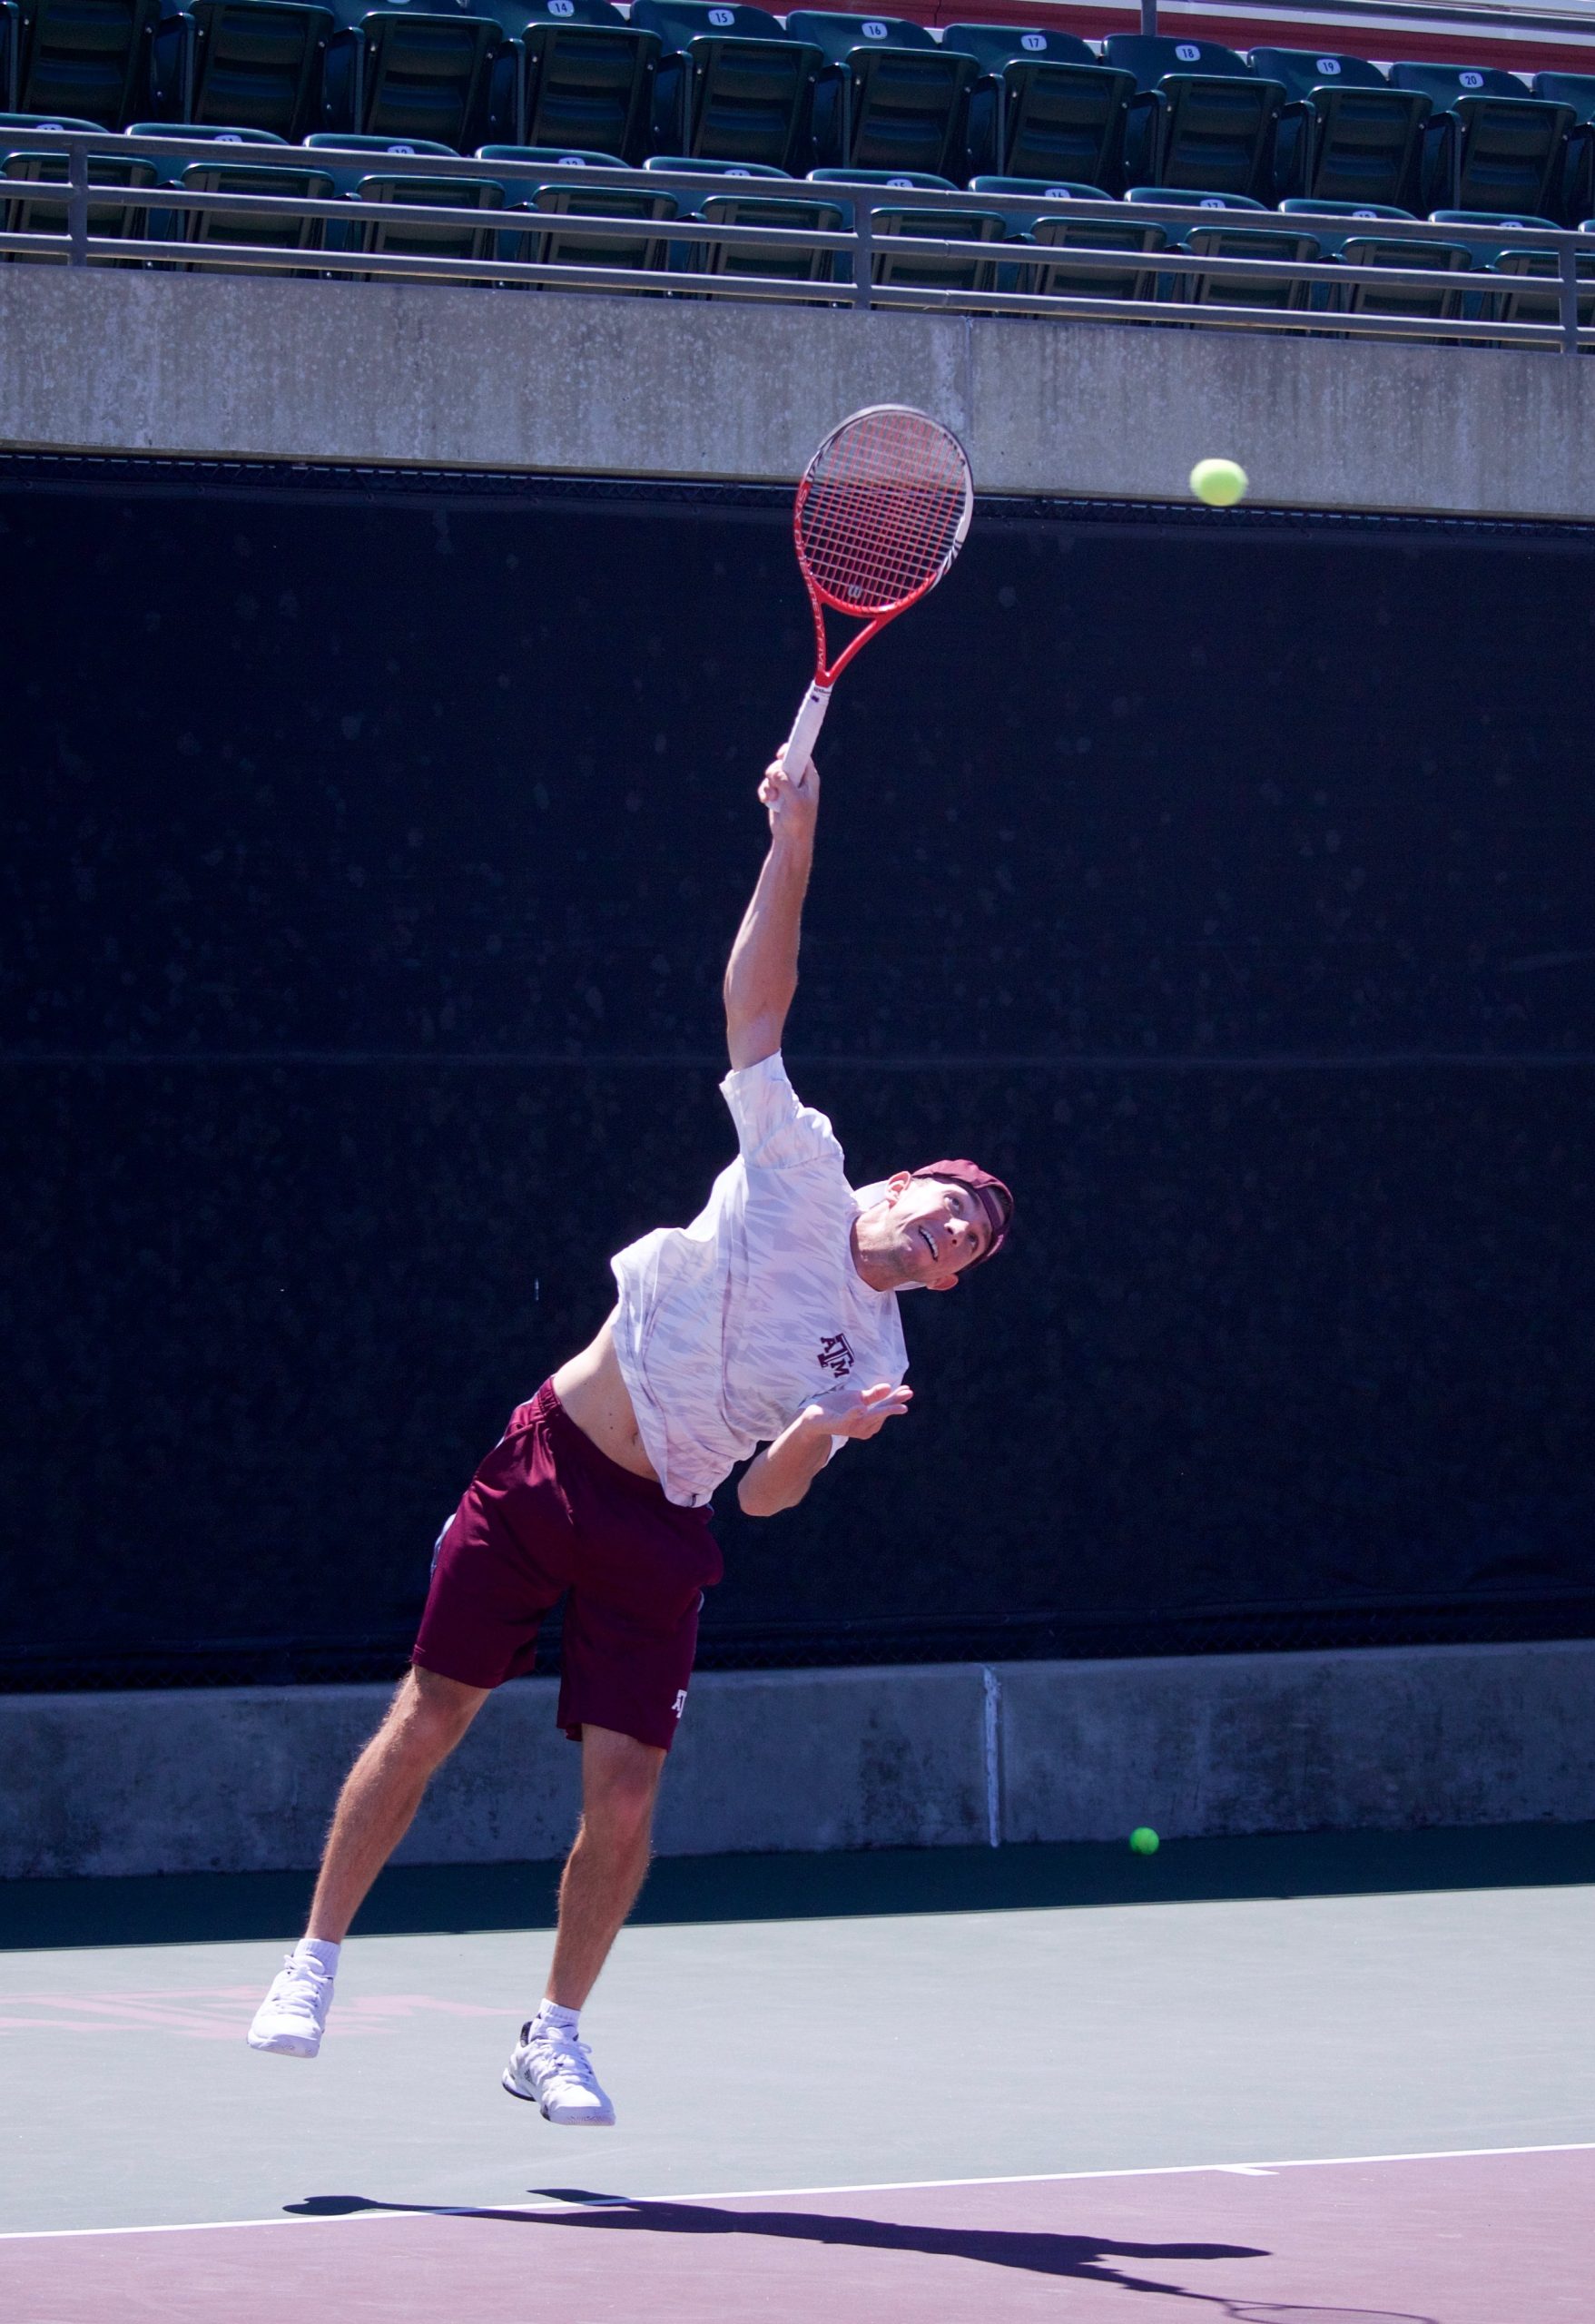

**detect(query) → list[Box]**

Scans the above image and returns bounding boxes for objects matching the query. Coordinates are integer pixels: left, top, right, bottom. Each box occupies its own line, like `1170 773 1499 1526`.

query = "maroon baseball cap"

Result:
910 1159 1013 1266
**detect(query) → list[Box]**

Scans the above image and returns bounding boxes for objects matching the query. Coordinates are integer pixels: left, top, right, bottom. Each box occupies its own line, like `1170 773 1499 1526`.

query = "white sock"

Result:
532 1999 579 2039
293 1938 340 1978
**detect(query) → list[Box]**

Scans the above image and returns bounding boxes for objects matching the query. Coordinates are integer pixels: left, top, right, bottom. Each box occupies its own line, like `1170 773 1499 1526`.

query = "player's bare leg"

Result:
307 1665 487 1941
249 1666 486 2057
503 1723 665 2125
547 1724 665 2006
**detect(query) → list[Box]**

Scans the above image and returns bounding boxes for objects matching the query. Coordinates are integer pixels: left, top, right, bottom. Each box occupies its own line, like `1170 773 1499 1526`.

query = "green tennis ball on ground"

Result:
1190 458 1248 507
1128 1826 1160 1856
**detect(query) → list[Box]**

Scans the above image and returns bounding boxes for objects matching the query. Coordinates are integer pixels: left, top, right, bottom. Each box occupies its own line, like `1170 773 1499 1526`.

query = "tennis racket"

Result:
782 404 974 775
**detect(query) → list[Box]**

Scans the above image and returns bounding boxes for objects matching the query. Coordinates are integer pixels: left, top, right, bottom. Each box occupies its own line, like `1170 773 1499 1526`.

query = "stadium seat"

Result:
1253 49 1428 211
973 180 1165 303
630 2 818 173
305 125 458 234
8 0 161 127
517 172 676 273
1125 183 1264 210
809 161 1000 287
1489 218 1595 330
0 122 155 256
0 103 100 124
1423 208 1590 332
786 12 975 180
684 182 842 281
499 0 656 166
1335 224 1472 321
1176 215 1318 310
479 137 622 163
172 151 335 266
169 0 333 141
349 164 505 266
320 0 503 151
942 22 1133 190
643 147 785 175
1103 34 1284 200
126 112 284 133
968 171 1109 205
1531 74 1595 222
1389 64 1572 218
1277 194 1414 244
1491 245 1595 329
1429 204 1557 253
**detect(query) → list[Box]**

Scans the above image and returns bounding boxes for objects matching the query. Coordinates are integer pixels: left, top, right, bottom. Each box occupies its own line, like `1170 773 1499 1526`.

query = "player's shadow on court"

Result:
289 2190 1267 2300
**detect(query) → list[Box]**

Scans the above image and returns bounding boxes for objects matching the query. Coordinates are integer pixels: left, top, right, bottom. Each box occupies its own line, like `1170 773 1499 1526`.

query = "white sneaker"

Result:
248 1955 334 2058
502 2021 615 2126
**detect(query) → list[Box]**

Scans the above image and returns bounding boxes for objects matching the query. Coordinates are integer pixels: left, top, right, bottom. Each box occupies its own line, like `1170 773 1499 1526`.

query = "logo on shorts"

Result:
672 1689 688 1719
817 1332 855 1379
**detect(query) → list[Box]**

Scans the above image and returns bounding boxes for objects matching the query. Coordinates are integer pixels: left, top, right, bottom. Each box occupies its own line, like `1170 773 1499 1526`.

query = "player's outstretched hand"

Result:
758 753 819 845
807 1381 913 1440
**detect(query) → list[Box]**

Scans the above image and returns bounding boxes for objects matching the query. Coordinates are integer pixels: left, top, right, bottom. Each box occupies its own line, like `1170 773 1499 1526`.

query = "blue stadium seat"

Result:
1389 63 1571 218
1252 49 1428 211
1277 193 1415 249
126 111 283 133
172 149 335 265
320 0 503 151
169 0 333 141
1176 214 1318 310
304 123 458 229
969 171 1110 208
1103 34 1284 200
1335 222 1472 321
479 136 620 163
630 2 818 173
517 169 676 273
9 0 161 127
350 163 505 265
809 161 1000 286
975 179 1165 303
1125 183 1265 211
0 116 154 255
497 0 656 166
942 22 1133 189
1531 74 1595 222
643 148 786 175
786 11 975 180
1430 203 1558 254
1485 207 1595 329
0 103 100 123
305 124 452 163
684 179 842 281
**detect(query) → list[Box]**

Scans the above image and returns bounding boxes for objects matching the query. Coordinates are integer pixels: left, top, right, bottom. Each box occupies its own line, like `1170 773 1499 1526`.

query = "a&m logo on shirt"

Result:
817 1333 855 1379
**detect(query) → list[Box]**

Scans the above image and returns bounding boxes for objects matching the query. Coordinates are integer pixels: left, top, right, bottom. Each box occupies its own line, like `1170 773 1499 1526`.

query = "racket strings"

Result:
799 409 969 614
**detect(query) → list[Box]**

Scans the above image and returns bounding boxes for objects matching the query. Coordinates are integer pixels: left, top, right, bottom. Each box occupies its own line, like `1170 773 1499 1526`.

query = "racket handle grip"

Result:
782 683 832 779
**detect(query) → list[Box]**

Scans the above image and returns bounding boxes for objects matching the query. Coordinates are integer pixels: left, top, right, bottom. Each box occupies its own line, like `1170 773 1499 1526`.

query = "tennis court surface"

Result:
5 1829 1591 2321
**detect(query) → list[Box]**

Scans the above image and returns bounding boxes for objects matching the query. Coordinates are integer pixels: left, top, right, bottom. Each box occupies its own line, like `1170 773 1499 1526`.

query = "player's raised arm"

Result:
722 755 819 1071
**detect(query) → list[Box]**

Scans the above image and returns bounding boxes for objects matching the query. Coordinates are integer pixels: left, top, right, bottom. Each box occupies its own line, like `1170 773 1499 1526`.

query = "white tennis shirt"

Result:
608 1052 909 1508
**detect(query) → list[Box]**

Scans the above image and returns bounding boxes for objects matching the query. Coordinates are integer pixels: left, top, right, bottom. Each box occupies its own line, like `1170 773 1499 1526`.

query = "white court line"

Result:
2 2140 1592 2245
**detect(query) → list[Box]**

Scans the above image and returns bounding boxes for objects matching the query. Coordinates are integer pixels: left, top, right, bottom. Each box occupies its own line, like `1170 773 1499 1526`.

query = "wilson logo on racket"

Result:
781 404 974 775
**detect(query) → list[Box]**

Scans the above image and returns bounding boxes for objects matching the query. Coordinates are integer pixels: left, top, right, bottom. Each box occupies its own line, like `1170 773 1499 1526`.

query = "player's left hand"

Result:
806 1381 912 1440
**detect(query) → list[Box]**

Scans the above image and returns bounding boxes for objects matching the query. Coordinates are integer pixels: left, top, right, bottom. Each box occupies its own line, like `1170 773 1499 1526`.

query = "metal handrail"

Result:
6 128 1590 352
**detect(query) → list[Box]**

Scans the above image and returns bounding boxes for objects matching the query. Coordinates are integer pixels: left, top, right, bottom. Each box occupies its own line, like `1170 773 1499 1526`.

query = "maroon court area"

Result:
5 2145 1589 2322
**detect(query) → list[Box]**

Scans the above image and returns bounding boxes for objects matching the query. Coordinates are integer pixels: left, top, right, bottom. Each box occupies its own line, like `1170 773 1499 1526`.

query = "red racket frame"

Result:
782 405 973 777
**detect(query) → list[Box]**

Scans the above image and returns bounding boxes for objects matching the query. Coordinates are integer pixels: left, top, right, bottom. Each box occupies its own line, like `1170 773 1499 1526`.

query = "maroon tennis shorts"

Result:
412 1380 722 1752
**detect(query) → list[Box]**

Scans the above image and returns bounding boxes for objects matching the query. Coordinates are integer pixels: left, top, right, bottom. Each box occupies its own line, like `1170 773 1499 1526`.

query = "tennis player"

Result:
248 751 1012 2124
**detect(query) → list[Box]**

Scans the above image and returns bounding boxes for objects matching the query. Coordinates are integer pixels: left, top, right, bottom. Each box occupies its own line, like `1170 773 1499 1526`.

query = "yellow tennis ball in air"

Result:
1190 458 1248 507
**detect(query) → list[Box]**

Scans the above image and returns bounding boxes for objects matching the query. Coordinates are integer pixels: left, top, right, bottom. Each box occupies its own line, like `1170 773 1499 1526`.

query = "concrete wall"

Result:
5 270 1595 522
2 1642 1590 1879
